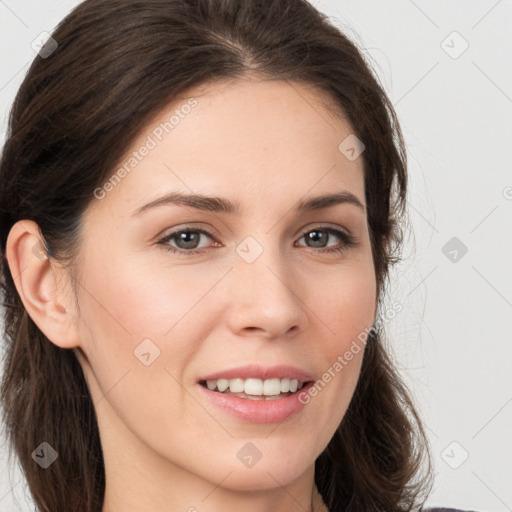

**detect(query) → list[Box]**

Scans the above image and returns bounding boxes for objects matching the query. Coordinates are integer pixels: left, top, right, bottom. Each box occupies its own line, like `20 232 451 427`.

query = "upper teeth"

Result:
205 377 303 395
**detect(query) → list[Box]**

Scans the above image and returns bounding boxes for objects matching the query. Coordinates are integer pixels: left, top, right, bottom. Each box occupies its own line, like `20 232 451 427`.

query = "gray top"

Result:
424 508 479 512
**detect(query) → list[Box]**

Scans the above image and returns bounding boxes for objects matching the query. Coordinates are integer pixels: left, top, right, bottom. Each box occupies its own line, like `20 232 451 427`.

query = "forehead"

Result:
89 78 365 219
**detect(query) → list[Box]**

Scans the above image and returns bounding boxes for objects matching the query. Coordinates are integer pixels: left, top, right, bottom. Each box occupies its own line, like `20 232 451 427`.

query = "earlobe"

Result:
5 220 81 349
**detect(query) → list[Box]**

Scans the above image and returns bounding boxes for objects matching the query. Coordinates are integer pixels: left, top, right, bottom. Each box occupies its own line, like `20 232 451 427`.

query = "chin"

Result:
219 469 303 492
212 452 312 491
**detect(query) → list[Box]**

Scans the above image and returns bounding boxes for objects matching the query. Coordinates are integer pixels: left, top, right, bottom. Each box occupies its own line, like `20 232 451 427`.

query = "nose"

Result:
225 239 309 339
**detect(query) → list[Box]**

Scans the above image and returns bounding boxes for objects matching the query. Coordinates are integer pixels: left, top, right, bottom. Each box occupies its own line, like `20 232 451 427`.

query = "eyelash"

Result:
157 226 357 256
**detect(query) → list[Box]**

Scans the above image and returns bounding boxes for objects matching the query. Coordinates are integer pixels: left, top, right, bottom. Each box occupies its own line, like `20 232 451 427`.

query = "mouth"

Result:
198 377 311 401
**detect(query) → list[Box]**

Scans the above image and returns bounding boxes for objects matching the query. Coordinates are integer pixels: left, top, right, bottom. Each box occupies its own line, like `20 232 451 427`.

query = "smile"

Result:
199 377 308 400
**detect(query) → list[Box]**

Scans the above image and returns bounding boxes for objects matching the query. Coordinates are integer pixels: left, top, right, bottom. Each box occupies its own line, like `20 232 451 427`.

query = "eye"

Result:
157 225 357 255
158 227 217 254
296 227 357 254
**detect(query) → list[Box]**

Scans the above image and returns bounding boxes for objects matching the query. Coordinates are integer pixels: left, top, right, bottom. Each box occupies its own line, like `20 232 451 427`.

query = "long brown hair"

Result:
0 0 433 510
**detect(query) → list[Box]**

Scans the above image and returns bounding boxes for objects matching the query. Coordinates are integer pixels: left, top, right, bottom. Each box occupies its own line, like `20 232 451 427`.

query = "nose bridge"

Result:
226 234 308 336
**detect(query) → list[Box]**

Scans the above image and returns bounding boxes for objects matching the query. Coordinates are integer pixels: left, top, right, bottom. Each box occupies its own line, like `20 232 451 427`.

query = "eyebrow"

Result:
132 190 365 216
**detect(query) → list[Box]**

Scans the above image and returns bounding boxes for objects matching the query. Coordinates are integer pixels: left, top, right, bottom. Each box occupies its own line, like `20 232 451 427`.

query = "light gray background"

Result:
1 1 511 511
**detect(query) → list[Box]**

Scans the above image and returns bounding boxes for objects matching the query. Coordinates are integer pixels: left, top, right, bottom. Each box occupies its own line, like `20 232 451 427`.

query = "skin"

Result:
7 78 377 512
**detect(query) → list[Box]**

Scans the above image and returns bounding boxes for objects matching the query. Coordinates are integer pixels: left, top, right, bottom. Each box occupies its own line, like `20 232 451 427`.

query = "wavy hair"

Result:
0 0 433 510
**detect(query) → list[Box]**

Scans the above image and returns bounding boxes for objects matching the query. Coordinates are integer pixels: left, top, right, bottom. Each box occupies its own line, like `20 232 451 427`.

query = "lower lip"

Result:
196 382 313 424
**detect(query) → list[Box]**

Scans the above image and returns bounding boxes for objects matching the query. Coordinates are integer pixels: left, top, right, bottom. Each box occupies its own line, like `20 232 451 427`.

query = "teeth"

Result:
229 378 244 393
280 378 290 393
244 378 263 395
203 377 305 396
216 379 229 392
263 378 281 396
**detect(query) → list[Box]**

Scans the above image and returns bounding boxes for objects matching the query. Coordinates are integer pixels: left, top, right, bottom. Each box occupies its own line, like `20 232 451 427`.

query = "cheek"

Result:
74 253 232 435
319 258 377 348
73 253 203 410
76 251 214 344
298 261 376 438
74 256 205 456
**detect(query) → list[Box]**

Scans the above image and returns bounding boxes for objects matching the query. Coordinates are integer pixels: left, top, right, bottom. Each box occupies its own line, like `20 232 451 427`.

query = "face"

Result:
71 78 377 492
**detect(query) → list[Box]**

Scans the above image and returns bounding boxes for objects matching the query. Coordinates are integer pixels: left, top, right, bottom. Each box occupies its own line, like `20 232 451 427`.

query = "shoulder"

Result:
423 508 481 512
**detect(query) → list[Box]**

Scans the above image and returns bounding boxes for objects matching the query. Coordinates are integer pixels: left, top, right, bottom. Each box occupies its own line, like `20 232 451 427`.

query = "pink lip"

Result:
196 381 314 424
198 363 314 382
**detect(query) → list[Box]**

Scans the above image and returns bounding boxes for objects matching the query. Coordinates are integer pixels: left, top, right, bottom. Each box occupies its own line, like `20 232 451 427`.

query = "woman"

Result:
0 0 478 511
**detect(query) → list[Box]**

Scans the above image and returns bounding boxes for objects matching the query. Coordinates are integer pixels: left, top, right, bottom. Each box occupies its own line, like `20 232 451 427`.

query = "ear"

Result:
5 220 81 349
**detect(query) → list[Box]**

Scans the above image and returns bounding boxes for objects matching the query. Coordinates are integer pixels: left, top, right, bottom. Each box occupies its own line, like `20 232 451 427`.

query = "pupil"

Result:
178 232 199 249
308 230 326 247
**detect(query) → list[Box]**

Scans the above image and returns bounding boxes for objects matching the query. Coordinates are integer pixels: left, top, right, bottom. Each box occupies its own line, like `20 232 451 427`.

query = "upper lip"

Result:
198 364 314 382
